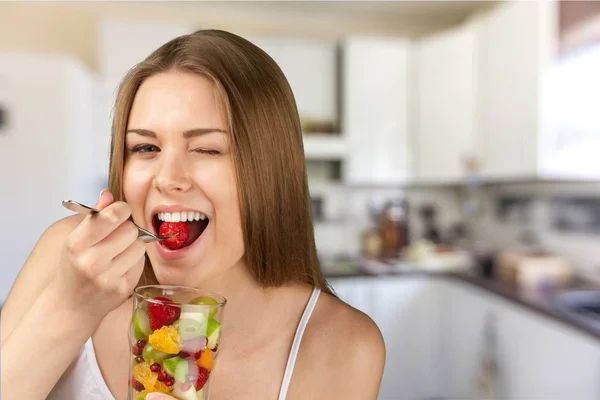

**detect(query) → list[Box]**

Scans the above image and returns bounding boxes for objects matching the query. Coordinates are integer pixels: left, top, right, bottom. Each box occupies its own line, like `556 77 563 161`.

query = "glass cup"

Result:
129 285 226 400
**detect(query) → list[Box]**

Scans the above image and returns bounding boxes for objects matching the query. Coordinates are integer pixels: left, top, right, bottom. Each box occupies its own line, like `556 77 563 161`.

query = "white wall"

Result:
469 182 600 282
0 53 97 302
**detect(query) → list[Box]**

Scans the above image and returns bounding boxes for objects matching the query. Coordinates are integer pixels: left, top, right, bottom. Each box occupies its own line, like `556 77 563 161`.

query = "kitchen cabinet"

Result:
415 1 600 182
0 53 98 301
414 20 479 184
328 276 600 399
440 279 600 400
342 38 411 185
249 38 339 134
476 1 563 180
328 277 443 400
498 300 600 400
438 279 497 399
249 37 343 161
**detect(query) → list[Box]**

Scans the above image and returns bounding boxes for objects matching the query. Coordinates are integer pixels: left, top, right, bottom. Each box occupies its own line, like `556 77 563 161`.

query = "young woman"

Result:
1 30 385 400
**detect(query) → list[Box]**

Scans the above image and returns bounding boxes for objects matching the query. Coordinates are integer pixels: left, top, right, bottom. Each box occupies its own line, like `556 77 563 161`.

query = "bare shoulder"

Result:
1 215 83 343
297 290 386 399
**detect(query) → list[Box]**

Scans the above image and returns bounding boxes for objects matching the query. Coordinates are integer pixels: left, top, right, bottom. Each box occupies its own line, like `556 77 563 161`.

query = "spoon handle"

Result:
62 199 99 215
61 199 165 242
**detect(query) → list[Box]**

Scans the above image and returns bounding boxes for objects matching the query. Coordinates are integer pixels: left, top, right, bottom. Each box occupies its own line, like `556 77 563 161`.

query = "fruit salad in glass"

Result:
129 286 226 400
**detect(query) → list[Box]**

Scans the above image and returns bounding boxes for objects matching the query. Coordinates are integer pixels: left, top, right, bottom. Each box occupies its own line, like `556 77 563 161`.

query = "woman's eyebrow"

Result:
183 128 227 138
126 128 227 138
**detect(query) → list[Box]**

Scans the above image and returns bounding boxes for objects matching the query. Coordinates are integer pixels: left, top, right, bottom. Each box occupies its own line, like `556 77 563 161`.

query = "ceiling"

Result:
71 0 497 37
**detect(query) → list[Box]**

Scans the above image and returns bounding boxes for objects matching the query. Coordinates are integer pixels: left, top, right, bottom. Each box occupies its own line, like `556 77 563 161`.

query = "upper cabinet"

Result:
414 20 479 184
476 0 557 180
249 37 344 160
342 37 411 185
250 38 339 134
414 1 600 183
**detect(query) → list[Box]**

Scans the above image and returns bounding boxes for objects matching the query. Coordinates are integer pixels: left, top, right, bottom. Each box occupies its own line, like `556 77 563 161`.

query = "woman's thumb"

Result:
146 393 175 400
95 189 114 210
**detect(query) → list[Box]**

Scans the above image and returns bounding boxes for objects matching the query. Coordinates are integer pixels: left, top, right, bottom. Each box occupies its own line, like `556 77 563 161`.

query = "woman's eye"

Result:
193 149 220 156
131 144 160 153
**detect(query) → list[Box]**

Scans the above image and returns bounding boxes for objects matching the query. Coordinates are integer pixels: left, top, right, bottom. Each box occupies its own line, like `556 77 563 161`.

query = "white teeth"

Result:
157 211 206 222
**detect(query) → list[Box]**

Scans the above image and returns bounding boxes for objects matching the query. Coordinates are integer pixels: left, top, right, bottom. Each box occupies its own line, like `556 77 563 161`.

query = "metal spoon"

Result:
62 199 174 243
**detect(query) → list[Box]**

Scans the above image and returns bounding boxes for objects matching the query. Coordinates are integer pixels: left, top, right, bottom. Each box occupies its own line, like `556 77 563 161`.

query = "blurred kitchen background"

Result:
1 1 600 399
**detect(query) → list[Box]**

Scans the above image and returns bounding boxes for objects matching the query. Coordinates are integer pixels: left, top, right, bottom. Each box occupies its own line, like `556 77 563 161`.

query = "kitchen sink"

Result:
556 290 600 329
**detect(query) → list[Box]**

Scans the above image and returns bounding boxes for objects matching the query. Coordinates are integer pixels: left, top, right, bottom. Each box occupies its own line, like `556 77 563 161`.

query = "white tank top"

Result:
47 288 321 400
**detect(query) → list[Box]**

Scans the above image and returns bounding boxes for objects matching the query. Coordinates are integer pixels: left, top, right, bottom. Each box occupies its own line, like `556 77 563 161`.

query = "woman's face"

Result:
123 70 245 285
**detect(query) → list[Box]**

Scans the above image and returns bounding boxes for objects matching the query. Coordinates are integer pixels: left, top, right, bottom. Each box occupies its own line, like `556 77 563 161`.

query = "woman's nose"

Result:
153 153 193 194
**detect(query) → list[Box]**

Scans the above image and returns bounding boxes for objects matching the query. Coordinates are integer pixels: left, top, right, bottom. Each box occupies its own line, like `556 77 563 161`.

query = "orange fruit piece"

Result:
196 349 214 371
148 325 180 354
133 362 158 391
152 380 173 394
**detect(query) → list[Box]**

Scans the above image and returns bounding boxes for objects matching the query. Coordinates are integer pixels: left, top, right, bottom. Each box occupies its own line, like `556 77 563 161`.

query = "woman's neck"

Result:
196 260 274 333
195 260 309 346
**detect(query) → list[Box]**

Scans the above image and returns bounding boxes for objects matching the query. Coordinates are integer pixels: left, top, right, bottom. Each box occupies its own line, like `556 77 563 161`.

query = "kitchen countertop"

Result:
322 261 600 342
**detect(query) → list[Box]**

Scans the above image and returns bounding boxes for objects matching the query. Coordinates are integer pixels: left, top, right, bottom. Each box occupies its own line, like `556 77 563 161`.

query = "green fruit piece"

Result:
180 306 207 326
163 356 182 377
142 343 170 364
178 318 206 341
175 358 189 382
206 319 221 350
189 296 219 318
173 320 180 330
132 308 152 340
196 389 205 400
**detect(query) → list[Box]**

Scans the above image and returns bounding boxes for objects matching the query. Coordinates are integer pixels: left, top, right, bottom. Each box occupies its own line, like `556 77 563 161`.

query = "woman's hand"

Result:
51 190 146 322
146 393 178 400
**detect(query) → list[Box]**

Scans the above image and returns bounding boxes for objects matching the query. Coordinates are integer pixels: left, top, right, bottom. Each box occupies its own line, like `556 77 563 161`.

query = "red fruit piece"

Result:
165 377 175 387
194 350 202 360
195 367 210 391
131 345 143 356
150 363 161 372
148 296 181 331
135 355 144 363
157 371 167 382
131 378 145 392
159 221 190 250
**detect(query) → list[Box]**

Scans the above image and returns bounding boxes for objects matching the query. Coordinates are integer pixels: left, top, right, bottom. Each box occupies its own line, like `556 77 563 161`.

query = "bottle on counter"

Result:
379 200 409 259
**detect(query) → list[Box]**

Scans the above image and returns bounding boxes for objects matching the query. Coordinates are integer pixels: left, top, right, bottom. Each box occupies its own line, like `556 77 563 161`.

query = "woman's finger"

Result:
146 393 178 400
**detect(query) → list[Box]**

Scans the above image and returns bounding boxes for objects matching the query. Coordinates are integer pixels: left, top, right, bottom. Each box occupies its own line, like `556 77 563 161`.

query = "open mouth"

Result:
152 211 209 250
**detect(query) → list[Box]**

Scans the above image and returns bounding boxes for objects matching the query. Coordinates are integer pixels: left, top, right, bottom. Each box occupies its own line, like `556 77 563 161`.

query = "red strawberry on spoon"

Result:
148 296 181 330
159 222 190 250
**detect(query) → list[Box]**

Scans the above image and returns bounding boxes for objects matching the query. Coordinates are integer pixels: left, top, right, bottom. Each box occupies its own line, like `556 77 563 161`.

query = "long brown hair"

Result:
108 29 332 294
